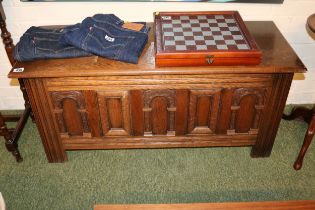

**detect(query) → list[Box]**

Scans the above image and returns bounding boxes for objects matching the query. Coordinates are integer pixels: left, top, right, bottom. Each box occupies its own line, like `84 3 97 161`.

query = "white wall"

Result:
1 0 315 109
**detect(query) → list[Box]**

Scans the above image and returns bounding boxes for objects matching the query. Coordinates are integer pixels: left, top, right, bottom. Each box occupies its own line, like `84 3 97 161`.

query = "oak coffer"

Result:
9 21 306 163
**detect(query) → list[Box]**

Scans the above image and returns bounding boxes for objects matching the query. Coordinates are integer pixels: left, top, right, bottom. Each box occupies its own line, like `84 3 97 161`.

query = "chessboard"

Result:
154 11 262 67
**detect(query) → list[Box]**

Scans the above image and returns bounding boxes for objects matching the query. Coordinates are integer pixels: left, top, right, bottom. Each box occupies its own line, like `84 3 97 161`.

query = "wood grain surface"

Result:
94 201 315 210
9 21 306 79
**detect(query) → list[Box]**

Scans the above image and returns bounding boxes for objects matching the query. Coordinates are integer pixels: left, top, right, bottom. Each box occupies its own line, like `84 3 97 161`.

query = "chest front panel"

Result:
44 74 272 149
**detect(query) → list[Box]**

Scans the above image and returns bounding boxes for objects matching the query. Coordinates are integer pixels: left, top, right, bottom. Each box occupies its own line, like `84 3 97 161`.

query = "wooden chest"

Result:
9 21 306 163
154 11 262 67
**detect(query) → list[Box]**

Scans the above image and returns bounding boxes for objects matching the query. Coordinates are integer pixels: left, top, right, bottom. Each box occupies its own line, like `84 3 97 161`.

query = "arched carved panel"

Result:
228 88 267 135
97 91 131 136
235 95 256 133
143 90 176 136
188 89 221 134
151 97 168 135
62 98 84 136
50 91 90 137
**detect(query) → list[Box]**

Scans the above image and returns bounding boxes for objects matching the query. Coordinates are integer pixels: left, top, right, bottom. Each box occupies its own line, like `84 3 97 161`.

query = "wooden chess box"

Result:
154 11 262 67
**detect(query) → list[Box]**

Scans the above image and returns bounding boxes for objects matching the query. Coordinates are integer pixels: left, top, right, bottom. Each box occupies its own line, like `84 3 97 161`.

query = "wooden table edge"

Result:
94 200 315 210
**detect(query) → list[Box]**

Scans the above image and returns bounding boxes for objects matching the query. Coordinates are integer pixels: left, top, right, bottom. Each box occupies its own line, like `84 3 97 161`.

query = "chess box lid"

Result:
154 11 262 67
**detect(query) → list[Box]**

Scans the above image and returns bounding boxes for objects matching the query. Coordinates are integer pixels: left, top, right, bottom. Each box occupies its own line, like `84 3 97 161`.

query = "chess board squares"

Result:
183 31 194 36
236 44 250 50
212 18 227 23
213 35 224 40
207 17 218 24
173 27 184 32
209 27 221 32
161 14 251 51
162 27 173 32
189 19 201 24
223 35 234 40
180 19 192 24
163 32 175 37
172 24 182 28
202 31 213 36
164 40 176 46
181 23 192 28
225 40 236 45
163 14 237 24
226 19 236 23
162 23 173 29
170 19 181 24
229 26 240 31
233 35 244 40
192 27 203 32
195 19 209 24
197 15 207 20
214 15 224 19
222 31 232 36
163 23 241 35
211 31 222 36
226 22 238 27
200 23 210 28
179 15 190 20
164 32 249 49
164 40 249 51
192 31 203 36
218 23 228 27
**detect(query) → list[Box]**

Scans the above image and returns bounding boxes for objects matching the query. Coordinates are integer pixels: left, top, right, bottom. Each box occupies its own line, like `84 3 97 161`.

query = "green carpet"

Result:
0 106 314 210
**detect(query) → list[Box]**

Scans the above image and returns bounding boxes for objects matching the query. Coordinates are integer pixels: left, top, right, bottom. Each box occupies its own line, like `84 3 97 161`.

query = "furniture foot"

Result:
1 112 23 162
5 140 23 162
293 114 315 170
283 106 315 170
250 147 271 158
0 105 31 162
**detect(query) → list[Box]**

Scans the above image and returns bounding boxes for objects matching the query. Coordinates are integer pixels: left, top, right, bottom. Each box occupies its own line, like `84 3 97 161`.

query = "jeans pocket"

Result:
35 46 78 58
83 24 135 59
34 37 90 59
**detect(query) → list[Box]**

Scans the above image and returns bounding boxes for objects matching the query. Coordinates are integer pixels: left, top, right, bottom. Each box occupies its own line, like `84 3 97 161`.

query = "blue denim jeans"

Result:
59 14 124 46
61 14 150 64
13 26 92 62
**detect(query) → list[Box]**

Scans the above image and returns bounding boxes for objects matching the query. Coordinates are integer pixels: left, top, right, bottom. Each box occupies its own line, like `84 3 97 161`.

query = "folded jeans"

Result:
13 26 92 62
60 14 150 64
13 14 150 63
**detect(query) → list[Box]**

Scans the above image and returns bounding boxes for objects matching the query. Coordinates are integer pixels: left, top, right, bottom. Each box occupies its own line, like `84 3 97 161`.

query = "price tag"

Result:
13 67 24 73
161 16 171 20
122 22 144 31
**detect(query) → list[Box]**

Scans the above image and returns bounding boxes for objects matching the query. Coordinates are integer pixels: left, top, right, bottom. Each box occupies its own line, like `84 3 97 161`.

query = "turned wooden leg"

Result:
0 113 23 162
19 79 35 123
283 106 315 170
293 114 315 170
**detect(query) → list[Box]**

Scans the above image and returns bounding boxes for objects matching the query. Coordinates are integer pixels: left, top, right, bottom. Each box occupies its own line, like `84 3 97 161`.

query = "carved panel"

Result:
143 90 176 136
97 91 131 136
228 88 267 135
188 89 221 134
50 91 90 137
